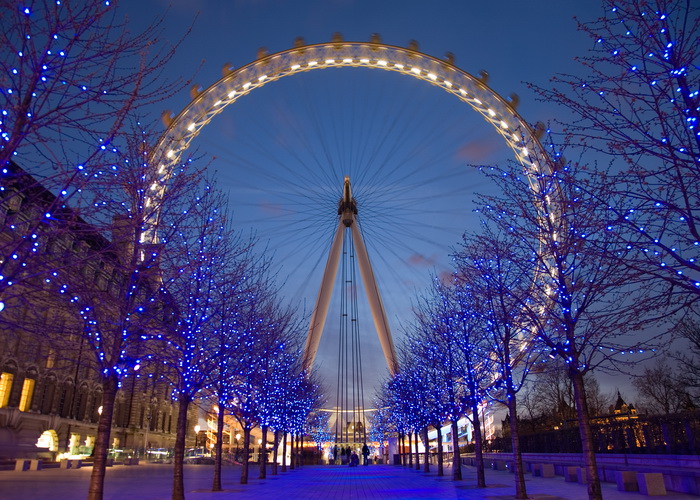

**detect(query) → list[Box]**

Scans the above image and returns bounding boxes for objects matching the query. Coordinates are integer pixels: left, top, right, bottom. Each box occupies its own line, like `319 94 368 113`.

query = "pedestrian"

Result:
350 450 359 467
340 446 347 465
362 443 370 466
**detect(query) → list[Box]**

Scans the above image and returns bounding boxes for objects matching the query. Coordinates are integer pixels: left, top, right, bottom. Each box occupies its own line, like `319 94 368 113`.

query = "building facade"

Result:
0 162 189 460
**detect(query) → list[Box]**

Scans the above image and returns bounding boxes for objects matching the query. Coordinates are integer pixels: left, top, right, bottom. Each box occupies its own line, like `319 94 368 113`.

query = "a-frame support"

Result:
302 177 398 375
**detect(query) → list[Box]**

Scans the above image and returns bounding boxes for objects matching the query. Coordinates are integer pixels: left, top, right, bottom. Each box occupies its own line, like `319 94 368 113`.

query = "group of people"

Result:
330 443 371 466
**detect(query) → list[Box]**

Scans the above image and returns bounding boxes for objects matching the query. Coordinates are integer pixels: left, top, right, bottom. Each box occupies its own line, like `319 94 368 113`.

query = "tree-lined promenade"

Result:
1 1 698 500
2 461 699 500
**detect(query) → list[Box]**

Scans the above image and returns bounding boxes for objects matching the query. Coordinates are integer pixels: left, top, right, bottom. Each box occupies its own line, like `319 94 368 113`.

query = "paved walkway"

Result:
0 462 697 499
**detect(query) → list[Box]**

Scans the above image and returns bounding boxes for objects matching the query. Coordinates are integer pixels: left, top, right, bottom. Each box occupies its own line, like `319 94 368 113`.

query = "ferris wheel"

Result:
151 34 554 416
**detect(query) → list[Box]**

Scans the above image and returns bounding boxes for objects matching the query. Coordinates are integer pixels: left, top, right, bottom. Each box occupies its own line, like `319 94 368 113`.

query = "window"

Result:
46 349 55 369
19 378 35 411
0 372 14 408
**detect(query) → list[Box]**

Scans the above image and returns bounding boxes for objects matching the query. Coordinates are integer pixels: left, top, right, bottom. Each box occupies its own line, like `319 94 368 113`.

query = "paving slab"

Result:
0 462 697 500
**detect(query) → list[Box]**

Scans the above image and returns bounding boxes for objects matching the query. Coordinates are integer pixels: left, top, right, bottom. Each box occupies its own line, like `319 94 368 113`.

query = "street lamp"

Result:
194 424 201 448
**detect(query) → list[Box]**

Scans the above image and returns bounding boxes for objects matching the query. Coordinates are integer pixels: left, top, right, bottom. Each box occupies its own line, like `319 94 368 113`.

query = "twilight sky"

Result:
116 0 630 405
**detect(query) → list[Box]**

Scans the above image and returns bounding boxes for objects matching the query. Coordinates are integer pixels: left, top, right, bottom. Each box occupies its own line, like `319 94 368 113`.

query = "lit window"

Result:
19 378 35 411
46 349 55 368
0 372 14 408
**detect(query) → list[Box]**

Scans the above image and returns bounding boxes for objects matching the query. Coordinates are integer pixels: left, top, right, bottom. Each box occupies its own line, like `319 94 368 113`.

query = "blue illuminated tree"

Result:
40 122 204 500
0 0 188 316
0 0 186 170
154 181 234 500
472 157 662 500
533 0 699 310
405 294 467 478
418 277 494 486
208 238 267 490
454 227 541 500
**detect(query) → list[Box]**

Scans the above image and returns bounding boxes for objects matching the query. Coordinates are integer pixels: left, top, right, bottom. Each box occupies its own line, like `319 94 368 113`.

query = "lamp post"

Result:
194 424 201 449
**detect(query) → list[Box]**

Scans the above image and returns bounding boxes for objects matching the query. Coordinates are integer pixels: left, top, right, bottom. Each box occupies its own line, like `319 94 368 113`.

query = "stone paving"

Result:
0 462 697 500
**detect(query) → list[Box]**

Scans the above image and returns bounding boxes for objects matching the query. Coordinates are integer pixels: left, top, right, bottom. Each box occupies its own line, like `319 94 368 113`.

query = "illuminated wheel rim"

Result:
150 38 552 220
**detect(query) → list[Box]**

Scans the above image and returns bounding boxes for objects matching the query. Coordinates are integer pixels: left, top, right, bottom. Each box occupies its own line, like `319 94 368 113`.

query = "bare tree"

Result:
454 228 541 500
471 157 661 500
209 237 266 491
672 316 700 402
151 183 237 500
43 123 204 500
0 0 186 170
531 0 700 310
0 0 189 305
519 360 613 425
633 358 688 414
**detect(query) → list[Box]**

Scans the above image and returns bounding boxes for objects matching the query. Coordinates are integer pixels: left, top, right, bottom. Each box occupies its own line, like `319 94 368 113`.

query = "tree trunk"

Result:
407 432 413 467
296 434 302 468
436 424 444 477
571 370 603 500
451 418 462 480
87 374 118 500
259 425 268 479
507 391 527 499
399 433 405 465
289 433 295 470
171 393 191 500
414 430 420 470
240 426 251 484
212 405 226 491
471 402 485 487
423 427 430 473
281 432 287 472
272 430 279 475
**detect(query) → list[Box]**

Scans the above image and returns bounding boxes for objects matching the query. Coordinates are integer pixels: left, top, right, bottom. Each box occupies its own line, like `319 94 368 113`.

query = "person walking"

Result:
361 443 370 466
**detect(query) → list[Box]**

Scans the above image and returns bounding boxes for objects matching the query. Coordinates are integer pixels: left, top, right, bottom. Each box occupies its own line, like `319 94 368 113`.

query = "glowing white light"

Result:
158 164 165 173
343 58 352 63
228 90 236 98
460 89 467 96
214 100 222 106
360 58 369 64
325 59 335 64
377 60 388 66
258 75 267 82
145 198 152 208
187 123 196 131
243 82 251 89
444 80 452 88
308 61 318 66
411 67 421 74
150 182 158 191
291 64 300 70
474 98 482 105
488 108 496 117
427 73 437 81
166 150 175 159
500 120 509 129
522 147 529 156
394 63 404 69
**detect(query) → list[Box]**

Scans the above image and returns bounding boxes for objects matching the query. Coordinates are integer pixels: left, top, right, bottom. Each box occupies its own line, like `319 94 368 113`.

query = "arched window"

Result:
40 374 57 415
75 383 89 420
58 380 74 418
113 395 126 427
18 368 38 412
90 388 103 423
0 361 19 408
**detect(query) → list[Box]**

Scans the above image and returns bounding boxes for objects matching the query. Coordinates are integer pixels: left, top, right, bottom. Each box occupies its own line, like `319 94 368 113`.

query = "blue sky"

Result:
116 0 640 405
